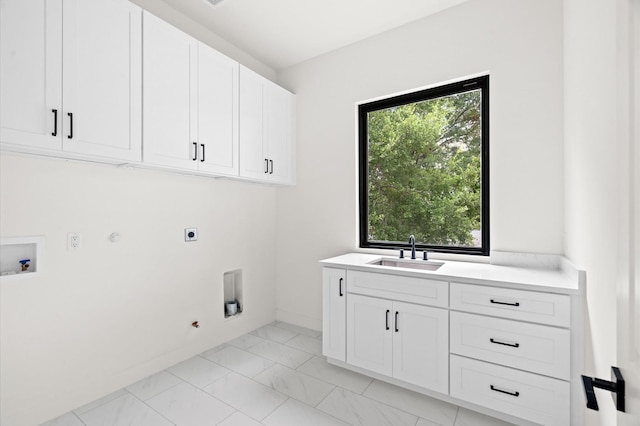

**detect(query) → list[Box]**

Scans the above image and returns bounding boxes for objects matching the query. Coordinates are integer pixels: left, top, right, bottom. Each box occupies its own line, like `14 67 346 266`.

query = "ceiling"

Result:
160 0 470 70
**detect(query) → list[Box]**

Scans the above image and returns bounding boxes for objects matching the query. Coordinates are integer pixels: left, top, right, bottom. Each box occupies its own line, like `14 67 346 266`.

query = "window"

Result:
358 76 489 255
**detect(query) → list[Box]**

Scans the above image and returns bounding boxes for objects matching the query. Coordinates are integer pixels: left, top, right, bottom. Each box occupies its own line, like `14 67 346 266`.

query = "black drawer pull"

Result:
395 311 399 332
338 278 343 297
385 310 390 330
52 109 58 136
264 158 269 173
67 112 73 139
200 143 205 162
193 142 198 161
490 338 520 348
490 385 520 397
490 299 520 307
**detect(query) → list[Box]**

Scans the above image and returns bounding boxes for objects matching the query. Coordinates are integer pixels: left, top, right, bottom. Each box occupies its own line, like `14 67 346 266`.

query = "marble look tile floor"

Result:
41 322 515 426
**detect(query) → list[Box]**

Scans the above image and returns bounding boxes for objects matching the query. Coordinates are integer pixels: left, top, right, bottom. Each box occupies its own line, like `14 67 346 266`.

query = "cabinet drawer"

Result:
450 355 569 426
450 312 570 379
347 271 448 308
450 282 570 326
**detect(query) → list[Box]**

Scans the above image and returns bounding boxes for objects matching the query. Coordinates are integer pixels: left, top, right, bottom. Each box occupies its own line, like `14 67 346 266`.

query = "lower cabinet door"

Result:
322 268 347 361
346 294 393 376
392 301 448 393
450 355 570 426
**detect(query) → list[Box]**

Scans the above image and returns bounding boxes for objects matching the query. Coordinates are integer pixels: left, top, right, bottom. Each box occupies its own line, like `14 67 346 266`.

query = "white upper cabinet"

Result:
239 66 295 185
0 0 142 162
142 12 239 176
1 0 62 150
2 3 295 184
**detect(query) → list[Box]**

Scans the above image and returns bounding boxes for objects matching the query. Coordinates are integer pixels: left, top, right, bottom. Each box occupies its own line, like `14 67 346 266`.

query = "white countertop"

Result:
320 253 584 294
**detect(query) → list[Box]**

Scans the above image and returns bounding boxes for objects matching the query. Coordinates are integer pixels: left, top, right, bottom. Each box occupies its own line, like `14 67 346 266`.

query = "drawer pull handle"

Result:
385 310 390 330
395 311 399 332
490 338 520 348
490 385 520 397
339 278 344 297
67 112 73 139
490 299 520 307
52 109 58 136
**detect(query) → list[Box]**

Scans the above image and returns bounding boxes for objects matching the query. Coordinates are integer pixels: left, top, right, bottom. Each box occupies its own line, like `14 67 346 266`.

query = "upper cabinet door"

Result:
266 83 295 184
239 66 267 179
0 0 63 150
142 11 196 170
239 65 296 184
62 0 141 161
196 42 239 176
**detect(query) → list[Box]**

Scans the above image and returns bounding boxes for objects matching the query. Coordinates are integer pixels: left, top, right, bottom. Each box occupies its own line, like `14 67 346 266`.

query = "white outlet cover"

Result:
67 232 82 250
185 228 198 241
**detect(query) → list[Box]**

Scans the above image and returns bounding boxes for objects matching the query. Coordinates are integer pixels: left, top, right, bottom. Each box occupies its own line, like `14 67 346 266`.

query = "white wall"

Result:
0 155 279 425
275 0 565 329
564 0 631 425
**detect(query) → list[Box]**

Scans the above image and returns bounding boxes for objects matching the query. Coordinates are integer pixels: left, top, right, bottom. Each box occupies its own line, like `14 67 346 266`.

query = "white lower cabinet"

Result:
322 266 579 425
346 293 449 393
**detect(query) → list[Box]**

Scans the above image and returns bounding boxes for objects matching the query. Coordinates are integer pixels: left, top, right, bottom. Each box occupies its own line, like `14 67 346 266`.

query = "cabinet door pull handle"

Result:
264 158 269 173
193 142 198 161
339 278 344 297
385 310 390 330
52 109 58 136
395 311 399 332
269 159 274 174
67 112 73 139
490 338 520 348
490 299 520 307
200 144 205 162
490 385 520 397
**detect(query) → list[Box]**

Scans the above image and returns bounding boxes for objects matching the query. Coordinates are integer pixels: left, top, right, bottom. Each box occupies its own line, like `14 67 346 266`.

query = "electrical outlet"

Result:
67 232 82 251
185 228 197 242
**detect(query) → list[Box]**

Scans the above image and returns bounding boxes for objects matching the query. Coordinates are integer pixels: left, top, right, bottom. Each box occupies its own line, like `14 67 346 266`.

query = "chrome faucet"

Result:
409 235 416 259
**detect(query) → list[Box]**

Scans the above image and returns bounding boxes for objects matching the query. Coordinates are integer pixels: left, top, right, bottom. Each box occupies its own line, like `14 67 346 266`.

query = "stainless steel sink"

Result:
370 258 444 271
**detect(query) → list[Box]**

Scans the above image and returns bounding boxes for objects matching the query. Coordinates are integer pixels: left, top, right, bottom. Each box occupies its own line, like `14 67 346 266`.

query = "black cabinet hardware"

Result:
339 278 343 297
269 159 274 174
490 338 520 348
582 366 625 412
52 109 58 136
193 142 197 161
490 385 520 397
264 158 269 173
385 310 390 330
200 144 205 162
67 112 73 139
490 299 520 307
394 311 399 332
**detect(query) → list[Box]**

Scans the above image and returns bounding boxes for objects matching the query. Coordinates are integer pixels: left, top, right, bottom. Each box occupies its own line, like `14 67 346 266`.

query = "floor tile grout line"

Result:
256 393 291 423
71 411 87 426
214 408 239 426
452 405 460 426
139 392 178 426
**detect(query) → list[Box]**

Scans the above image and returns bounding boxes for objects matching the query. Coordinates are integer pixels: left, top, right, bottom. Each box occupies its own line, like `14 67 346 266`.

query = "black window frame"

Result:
358 75 490 256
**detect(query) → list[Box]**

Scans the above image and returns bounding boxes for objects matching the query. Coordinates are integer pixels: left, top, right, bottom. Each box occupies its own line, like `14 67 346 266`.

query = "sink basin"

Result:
370 258 444 271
